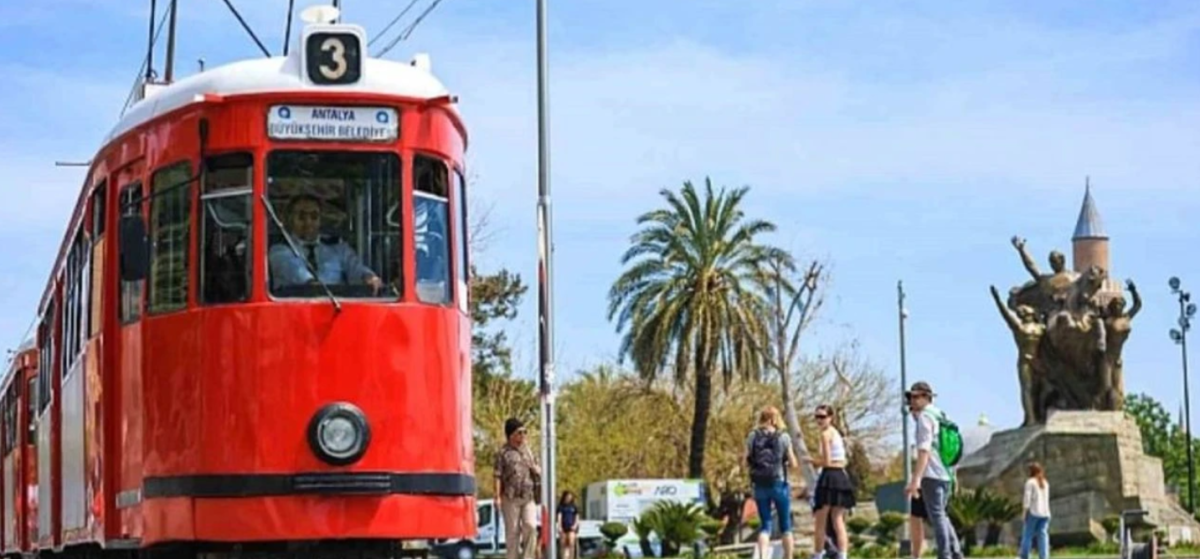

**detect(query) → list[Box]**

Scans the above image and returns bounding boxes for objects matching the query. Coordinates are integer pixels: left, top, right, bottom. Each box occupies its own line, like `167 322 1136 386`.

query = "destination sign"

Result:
267 105 398 142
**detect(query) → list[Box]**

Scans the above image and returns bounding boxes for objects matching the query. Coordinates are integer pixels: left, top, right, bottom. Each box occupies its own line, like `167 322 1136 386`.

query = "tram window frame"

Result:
147 161 193 315
61 251 73 378
264 150 402 302
200 153 254 305
413 155 452 306
61 229 89 380
36 306 54 414
452 169 469 313
119 182 145 324
3 384 15 454
91 182 107 238
25 377 35 443
90 182 106 336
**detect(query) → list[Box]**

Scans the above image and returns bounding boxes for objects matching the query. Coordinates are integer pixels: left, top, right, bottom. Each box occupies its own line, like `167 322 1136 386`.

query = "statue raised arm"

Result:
1126 279 1142 319
991 284 1022 331
1012 236 1041 280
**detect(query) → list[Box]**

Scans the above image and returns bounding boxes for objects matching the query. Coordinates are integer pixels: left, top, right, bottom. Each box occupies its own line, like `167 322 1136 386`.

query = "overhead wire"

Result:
218 0 272 58
398 0 446 42
368 0 420 49
375 0 446 58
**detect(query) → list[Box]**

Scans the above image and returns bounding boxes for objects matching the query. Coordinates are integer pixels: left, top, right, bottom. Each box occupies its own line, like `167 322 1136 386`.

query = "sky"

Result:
1 0 1198 440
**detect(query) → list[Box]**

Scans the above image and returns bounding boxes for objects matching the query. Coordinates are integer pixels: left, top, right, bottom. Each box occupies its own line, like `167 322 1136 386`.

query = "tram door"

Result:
110 168 146 538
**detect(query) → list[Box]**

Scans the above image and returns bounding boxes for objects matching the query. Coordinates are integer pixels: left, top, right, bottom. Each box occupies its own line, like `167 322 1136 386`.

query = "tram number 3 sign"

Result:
306 32 362 85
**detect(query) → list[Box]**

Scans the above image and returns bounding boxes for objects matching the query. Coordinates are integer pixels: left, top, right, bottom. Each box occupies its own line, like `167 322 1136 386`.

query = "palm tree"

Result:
980 490 1022 546
607 177 788 478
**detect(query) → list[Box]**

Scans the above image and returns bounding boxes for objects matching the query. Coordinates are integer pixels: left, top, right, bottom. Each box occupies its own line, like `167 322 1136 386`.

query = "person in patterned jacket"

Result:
495 417 541 559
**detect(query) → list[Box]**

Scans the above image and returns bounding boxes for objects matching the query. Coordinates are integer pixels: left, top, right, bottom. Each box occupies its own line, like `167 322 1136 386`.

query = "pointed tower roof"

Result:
1072 177 1107 240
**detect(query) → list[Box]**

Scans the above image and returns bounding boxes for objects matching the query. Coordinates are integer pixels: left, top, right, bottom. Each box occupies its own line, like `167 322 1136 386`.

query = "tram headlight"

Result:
307 403 371 466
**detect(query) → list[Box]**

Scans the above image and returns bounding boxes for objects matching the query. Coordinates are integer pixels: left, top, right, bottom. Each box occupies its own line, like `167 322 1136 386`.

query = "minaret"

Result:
1072 177 1110 275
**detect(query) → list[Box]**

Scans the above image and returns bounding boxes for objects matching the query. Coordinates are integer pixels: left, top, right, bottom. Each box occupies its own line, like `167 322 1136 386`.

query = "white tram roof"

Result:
106 42 457 145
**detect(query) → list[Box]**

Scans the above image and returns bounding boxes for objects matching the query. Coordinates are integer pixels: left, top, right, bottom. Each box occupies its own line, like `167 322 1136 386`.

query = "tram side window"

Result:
453 170 468 310
265 151 399 300
25 377 35 442
414 155 451 305
148 162 192 314
62 251 74 377
3 385 15 454
90 182 106 336
119 183 144 323
36 308 53 414
61 230 89 378
91 182 107 238
201 153 253 304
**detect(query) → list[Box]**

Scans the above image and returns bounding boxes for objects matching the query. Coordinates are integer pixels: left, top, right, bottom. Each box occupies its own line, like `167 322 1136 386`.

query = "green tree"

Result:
1125 392 1194 497
554 363 780 496
470 265 528 386
1126 393 1174 458
555 365 689 492
607 178 786 478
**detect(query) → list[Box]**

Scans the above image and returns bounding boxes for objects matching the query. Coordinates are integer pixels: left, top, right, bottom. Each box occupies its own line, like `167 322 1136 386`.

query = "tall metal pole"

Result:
163 0 178 82
535 0 557 557
1183 315 1194 514
1170 276 1195 513
898 281 912 541
1180 292 1194 513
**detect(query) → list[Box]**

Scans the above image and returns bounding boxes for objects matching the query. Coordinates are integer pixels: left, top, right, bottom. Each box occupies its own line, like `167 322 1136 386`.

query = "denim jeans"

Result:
1019 514 1050 559
752 480 793 534
919 478 963 559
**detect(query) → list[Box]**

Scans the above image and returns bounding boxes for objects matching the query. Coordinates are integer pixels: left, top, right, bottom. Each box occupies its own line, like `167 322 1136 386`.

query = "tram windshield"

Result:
265 151 401 300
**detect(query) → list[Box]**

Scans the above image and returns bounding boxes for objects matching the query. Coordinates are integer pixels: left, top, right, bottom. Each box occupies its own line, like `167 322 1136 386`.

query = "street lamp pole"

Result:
898 281 912 541
535 0 558 558
1170 276 1196 513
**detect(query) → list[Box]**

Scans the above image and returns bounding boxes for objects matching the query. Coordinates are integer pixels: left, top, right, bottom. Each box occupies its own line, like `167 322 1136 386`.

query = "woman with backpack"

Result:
746 406 800 559
807 404 855 559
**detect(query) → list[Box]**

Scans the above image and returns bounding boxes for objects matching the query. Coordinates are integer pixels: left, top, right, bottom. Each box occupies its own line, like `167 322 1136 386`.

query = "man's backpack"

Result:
748 429 784 485
934 412 964 468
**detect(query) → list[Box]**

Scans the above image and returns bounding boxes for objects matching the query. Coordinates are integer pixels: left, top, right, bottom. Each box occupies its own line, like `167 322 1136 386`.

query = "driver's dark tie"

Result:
305 244 318 271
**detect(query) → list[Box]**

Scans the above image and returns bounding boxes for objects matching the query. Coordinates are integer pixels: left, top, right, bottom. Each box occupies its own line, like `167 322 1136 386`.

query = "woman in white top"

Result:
1019 462 1051 559
806 404 856 559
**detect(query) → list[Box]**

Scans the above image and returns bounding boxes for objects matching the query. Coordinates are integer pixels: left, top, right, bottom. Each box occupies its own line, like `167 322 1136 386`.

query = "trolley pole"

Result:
163 0 178 82
535 0 557 557
898 281 912 543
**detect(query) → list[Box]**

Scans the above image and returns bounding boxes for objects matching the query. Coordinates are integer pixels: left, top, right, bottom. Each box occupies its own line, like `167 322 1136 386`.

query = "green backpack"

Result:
936 414 964 468
928 406 964 468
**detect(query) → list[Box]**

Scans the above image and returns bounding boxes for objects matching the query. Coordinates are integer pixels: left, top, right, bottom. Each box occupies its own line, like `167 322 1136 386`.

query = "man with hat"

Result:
495 417 541 559
903 382 963 559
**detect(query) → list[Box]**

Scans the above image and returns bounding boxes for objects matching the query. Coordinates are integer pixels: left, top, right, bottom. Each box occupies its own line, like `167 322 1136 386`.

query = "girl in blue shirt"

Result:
557 491 579 559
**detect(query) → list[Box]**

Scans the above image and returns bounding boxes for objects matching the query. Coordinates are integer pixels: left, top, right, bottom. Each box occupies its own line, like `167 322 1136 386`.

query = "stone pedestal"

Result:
956 410 1200 545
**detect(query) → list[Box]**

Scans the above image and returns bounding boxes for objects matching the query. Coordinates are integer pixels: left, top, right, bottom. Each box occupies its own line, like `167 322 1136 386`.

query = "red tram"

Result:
2 12 474 559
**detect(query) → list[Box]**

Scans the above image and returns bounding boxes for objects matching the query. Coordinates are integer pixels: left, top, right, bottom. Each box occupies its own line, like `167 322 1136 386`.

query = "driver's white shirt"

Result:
268 239 375 287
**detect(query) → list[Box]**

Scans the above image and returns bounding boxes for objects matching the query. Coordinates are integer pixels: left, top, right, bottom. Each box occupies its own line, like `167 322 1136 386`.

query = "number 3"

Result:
320 37 347 80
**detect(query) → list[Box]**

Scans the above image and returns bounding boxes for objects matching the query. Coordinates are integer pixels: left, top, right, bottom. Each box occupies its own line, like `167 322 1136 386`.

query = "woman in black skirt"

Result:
807 404 856 559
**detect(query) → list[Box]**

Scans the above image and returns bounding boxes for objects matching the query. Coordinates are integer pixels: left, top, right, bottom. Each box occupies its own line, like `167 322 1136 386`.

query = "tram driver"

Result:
268 194 384 294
